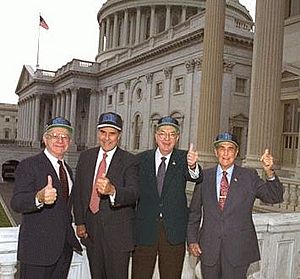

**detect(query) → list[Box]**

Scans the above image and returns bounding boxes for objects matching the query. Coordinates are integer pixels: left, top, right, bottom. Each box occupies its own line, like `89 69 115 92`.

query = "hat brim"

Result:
46 124 73 134
157 123 179 131
213 139 239 148
97 123 122 131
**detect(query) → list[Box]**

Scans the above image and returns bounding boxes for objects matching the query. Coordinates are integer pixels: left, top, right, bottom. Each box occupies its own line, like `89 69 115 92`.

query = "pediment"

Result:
15 65 35 93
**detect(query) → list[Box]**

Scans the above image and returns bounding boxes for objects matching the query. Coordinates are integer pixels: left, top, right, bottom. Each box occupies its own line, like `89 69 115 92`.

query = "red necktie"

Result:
89 153 107 214
219 171 229 210
58 160 69 201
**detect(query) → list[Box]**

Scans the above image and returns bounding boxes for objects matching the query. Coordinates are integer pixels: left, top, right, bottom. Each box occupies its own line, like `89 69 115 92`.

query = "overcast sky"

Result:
0 0 255 104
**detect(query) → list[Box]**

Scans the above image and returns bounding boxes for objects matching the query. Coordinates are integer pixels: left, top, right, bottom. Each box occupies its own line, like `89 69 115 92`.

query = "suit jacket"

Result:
73 146 139 252
135 148 203 246
187 164 284 267
10 152 82 266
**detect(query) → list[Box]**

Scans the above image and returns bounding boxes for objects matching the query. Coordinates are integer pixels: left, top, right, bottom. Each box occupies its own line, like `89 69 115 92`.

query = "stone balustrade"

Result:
0 213 299 279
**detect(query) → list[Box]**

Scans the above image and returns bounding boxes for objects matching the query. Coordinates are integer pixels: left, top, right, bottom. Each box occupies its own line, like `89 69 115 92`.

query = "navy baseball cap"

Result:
45 117 73 133
213 132 239 148
157 116 180 131
97 112 123 131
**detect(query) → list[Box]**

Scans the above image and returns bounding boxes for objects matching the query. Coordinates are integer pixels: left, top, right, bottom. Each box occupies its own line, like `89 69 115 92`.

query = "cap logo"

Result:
102 113 118 124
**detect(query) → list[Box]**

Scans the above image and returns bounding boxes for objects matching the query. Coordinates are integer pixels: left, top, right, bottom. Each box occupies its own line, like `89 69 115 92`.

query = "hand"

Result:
188 243 202 257
187 143 199 170
36 175 57 205
76 224 88 239
260 149 275 177
96 174 116 195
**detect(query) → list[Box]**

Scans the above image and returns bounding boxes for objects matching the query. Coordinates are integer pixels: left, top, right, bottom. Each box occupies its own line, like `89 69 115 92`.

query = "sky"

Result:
0 0 255 105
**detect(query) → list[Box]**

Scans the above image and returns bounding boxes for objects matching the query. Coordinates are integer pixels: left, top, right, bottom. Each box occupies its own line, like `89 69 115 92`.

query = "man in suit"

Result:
132 116 203 279
187 132 284 279
11 116 82 279
73 112 139 279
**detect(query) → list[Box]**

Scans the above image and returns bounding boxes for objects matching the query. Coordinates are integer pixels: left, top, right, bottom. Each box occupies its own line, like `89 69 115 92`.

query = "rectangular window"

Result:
4 129 9 139
155 82 163 97
235 77 247 94
108 95 113 105
174 77 184 93
119 92 124 104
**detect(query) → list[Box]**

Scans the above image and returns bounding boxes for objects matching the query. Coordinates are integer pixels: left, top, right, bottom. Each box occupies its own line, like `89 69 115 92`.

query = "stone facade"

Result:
0 103 17 142
13 0 299 178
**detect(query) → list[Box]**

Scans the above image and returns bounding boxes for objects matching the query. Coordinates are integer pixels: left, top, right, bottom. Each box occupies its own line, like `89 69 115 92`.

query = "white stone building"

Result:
0 103 17 142
14 0 299 179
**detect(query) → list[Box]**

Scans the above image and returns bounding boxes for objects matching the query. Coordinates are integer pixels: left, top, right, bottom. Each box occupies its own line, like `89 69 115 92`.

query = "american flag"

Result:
39 16 49 30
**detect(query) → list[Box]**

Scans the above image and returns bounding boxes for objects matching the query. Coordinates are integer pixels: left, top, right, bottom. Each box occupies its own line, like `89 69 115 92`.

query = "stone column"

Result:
44 100 50 128
196 0 226 166
60 91 66 117
135 7 141 45
106 17 111 49
165 6 171 30
123 80 131 149
184 59 196 147
52 97 56 117
244 0 285 170
17 101 22 142
23 100 29 142
69 87 78 150
99 21 105 52
56 95 60 117
164 66 173 113
113 13 118 48
150 6 156 37
145 73 154 148
123 9 129 46
181 6 187 22
294 105 300 179
65 90 71 120
30 97 35 145
33 95 41 146
87 90 98 148
129 14 134 45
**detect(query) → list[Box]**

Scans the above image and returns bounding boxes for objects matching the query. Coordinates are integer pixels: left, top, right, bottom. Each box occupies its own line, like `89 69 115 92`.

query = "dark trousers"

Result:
131 220 185 279
19 242 73 279
85 210 130 279
201 244 249 279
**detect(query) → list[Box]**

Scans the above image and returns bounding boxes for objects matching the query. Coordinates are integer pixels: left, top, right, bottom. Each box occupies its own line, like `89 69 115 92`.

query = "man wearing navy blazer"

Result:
187 132 284 279
73 112 139 279
11 117 82 279
132 116 203 279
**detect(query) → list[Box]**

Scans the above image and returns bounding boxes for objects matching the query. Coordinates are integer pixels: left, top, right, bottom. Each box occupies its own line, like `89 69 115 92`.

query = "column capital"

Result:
185 59 195 74
223 60 235 73
125 80 131 90
163 67 173 79
146 73 154 84
194 57 203 71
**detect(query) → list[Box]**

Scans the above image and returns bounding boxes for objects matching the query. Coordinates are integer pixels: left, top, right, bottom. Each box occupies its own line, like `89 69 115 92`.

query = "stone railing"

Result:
254 177 300 213
0 213 299 279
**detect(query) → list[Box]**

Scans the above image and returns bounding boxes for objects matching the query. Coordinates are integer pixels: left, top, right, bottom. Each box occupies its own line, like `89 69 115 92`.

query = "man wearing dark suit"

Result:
11 117 82 279
73 112 139 279
187 132 284 279
132 116 203 279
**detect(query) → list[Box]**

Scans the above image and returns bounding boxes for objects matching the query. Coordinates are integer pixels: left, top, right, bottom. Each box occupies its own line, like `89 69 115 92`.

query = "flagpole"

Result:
36 13 41 69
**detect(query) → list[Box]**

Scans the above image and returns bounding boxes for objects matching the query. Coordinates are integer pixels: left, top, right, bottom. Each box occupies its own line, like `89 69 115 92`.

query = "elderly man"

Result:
73 112 139 279
187 132 284 279
11 116 82 279
132 116 203 279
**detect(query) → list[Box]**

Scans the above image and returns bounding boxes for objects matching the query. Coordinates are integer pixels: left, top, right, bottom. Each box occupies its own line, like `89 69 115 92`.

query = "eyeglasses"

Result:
47 133 70 142
157 132 178 140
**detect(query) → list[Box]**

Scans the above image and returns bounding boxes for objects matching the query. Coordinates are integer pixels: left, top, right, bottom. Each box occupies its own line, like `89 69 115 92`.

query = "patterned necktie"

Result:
219 171 229 210
157 157 167 196
58 160 69 201
89 153 107 214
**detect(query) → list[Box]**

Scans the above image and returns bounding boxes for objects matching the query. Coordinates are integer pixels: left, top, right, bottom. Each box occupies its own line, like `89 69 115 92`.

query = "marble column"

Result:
113 13 118 48
52 97 56 118
135 7 141 45
150 6 156 37
181 6 187 22
32 95 41 147
164 67 173 113
294 105 300 179
65 90 71 121
106 17 111 49
55 95 60 117
145 73 154 148
196 0 226 166
87 90 98 147
123 9 129 46
129 14 134 45
165 6 171 30
44 100 50 128
60 92 66 117
30 97 35 145
244 0 285 169
99 21 105 52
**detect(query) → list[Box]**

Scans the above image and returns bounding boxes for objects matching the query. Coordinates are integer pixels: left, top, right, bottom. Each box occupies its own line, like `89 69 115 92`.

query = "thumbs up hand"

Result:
36 175 57 205
187 143 199 170
96 173 116 196
260 149 275 177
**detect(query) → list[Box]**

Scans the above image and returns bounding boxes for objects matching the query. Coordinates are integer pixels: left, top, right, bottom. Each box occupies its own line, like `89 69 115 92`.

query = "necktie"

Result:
89 153 107 214
157 157 167 196
219 171 229 210
58 160 69 201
